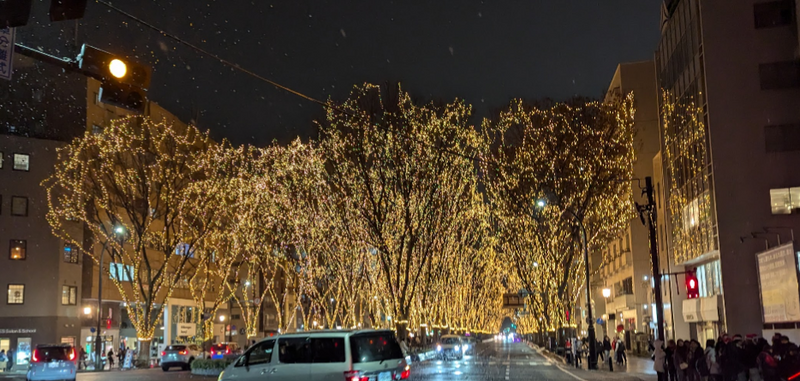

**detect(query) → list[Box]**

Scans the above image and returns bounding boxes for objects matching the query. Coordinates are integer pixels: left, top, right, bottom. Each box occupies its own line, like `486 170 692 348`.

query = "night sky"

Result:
18 0 662 146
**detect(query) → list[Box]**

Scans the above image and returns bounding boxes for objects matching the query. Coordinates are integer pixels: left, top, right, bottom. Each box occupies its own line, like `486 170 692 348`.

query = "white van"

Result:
219 329 410 381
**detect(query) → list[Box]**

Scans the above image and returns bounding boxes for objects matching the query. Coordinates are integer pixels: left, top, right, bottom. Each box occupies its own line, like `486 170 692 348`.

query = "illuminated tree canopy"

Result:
44 85 639 343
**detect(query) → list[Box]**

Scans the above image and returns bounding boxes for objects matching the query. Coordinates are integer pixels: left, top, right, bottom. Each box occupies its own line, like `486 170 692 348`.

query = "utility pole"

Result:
94 240 108 371
637 177 665 341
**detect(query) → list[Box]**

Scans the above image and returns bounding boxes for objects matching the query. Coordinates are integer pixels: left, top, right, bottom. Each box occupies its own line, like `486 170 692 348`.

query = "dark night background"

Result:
13 0 662 146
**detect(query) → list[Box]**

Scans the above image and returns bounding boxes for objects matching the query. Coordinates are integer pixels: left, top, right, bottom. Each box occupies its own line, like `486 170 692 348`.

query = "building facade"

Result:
592 61 661 353
655 0 800 341
0 135 85 367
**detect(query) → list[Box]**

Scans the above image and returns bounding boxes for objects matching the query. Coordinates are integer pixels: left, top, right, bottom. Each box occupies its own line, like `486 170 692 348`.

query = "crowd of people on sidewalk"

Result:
652 333 800 381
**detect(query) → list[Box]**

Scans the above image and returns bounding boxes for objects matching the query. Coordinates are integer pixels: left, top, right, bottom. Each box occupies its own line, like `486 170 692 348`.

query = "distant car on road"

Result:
210 342 241 360
160 344 202 371
436 335 465 360
462 336 477 355
26 344 77 381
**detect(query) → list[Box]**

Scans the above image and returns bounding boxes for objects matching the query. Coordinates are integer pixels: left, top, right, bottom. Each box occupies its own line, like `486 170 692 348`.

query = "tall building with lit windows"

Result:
655 0 800 341
592 60 661 354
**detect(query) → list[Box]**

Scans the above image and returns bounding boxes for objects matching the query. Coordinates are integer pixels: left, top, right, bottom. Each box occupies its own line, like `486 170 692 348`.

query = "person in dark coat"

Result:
759 344 780 381
665 340 678 381
721 335 746 381
673 340 688 381
603 336 613 371
743 335 760 381
779 344 800 381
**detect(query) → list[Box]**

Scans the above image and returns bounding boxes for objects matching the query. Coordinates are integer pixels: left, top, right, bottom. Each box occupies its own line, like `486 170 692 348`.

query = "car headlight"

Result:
454 345 460 351
464 344 469 351
436 345 442 351
217 370 225 381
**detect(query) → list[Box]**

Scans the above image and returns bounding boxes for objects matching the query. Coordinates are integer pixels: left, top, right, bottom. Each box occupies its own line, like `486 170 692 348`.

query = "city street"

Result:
410 341 649 381
0 341 652 381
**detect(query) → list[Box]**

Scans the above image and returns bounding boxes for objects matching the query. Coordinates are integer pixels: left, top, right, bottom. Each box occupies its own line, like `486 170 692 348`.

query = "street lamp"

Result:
84 307 92 315
219 315 226 322
95 224 125 371
602 288 611 298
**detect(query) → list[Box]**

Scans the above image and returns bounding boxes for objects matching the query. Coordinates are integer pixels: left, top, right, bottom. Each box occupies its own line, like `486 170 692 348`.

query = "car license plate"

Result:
49 362 60 368
378 372 391 381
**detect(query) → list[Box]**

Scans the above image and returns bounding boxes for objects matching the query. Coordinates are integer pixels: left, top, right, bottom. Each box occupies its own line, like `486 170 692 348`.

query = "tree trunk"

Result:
395 319 408 343
137 339 151 367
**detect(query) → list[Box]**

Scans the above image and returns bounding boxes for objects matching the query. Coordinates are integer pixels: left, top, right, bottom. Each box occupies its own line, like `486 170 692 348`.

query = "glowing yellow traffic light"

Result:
109 59 127 79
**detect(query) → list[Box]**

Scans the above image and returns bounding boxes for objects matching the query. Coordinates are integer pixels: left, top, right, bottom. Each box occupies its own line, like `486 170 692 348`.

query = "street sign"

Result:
177 323 196 337
596 318 604 325
90 327 96 333
0 28 16 81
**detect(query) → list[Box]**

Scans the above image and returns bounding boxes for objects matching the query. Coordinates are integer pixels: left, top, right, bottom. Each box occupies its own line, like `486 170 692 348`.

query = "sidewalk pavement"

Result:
569 353 658 381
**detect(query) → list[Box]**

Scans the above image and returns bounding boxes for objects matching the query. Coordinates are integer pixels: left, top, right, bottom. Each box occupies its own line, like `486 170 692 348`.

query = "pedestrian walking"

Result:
6 348 14 371
79 347 87 370
107 348 115 369
673 339 688 381
705 339 722 381
686 340 703 381
603 336 613 371
666 340 678 381
617 338 627 365
654 339 668 381
743 334 762 381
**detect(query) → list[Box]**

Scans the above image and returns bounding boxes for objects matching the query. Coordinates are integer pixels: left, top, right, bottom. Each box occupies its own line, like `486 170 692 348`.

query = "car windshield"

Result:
36 346 71 362
166 345 186 351
442 338 460 344
350 333 404 363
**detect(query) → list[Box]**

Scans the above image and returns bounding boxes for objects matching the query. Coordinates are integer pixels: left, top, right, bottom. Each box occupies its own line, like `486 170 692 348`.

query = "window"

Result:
7 284 24 304
311 338 345 363
109 263 133 281
63 244 79 263
231 314 241 320
770 187 800 214
278 337 313 364
11 196 27 216
350 332 404 363
9 240 26 260
92 124 102 134
240 339 274 366
760 61 800 90
765 124 800 152
61 286 77 305
754 0 794 28
12 153 29 171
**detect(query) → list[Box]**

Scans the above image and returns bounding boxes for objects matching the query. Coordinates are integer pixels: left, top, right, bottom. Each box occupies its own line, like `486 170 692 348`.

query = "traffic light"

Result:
0 0 86 27
0 0 32 27
685 269 699 299
50 0 88 22
78 44 151 112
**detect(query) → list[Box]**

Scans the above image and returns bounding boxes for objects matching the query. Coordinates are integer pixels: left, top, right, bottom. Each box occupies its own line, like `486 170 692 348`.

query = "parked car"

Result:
218 329 410 381
160 344 202 371
210 342 241 360
26 344 77 381
436 335 464 360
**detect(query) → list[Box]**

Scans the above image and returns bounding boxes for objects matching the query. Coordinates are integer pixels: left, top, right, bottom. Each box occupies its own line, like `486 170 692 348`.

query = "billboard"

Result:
757 243 800 323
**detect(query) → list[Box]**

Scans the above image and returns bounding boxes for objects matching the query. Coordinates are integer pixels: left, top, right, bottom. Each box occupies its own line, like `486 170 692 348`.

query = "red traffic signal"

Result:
686 270 699 299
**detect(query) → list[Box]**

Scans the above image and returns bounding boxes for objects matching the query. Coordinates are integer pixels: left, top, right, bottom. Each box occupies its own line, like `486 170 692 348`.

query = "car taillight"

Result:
32 349 39 363
161 351 166 357
69 349 76 361
226 348 230 354
210 350 215 356
401 365 410 379
343 370 369 381
179 350 188 355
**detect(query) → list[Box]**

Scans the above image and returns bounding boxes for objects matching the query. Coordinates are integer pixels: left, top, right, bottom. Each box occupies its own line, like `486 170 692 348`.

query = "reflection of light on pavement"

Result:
436 361 443 365
455 363 461 368
454 370 463 375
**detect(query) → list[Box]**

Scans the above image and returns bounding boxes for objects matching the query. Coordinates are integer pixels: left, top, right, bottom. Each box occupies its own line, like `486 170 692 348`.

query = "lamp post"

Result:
95 225 125 371
602 288 611 338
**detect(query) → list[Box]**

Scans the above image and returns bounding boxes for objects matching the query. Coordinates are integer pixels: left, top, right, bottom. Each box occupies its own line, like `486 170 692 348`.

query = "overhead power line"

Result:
94 0 491 165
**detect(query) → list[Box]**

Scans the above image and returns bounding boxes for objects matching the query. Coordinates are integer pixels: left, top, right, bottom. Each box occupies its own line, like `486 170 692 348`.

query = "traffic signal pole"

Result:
638 177 665 342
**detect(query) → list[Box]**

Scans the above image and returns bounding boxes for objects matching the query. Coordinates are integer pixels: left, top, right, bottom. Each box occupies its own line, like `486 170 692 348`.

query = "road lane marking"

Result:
529 361 536 366
555 364 589 381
